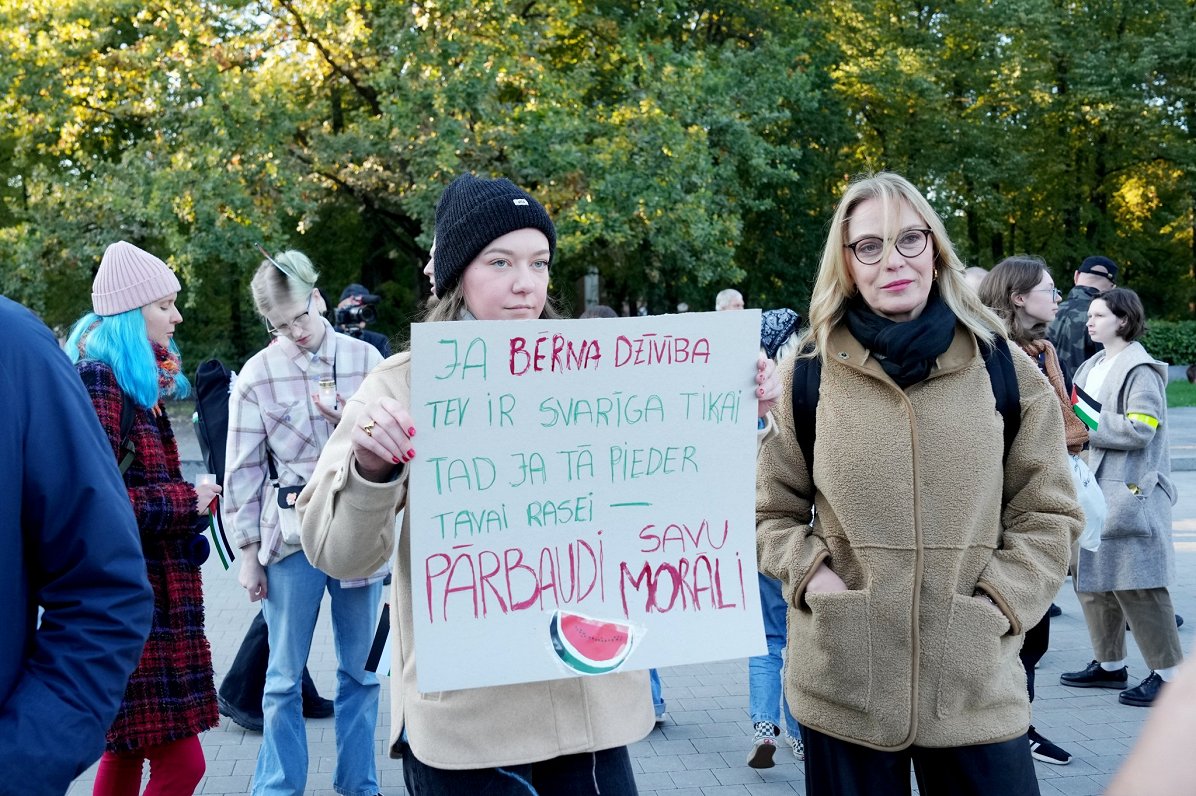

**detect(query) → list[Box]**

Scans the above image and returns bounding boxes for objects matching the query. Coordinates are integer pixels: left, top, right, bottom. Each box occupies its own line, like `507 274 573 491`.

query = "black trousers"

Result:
217 609 322 716
1019 611 1050 702
400 742 638 795
799 725 1040 796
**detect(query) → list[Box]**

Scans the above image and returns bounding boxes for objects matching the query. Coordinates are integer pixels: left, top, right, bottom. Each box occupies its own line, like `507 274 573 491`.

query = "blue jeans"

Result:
649 669 666 718
253 552 383 796
749 574 799 736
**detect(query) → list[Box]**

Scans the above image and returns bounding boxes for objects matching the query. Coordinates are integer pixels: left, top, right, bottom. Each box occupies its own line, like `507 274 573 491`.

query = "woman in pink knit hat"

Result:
67 241 220 795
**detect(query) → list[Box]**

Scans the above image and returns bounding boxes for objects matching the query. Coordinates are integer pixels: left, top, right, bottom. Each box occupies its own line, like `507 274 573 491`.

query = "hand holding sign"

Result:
352 395 417 480
755 354 781 417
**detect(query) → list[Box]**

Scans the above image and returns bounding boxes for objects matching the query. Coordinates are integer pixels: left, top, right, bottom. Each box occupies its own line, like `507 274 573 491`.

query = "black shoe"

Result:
303 693 335 719
1060 660 1129 689
1028 726 1072 765
1048 603 1062 618
1119 671 1165 707
1114 664 1162 702
218 694 264 732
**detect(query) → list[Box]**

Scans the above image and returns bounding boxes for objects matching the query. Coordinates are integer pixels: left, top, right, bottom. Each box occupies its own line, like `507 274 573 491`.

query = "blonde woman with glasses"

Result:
757 173 1081 795
224 250 385 795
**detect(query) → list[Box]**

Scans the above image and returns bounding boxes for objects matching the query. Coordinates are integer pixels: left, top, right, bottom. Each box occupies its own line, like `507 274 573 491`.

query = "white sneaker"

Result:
789 734 805 761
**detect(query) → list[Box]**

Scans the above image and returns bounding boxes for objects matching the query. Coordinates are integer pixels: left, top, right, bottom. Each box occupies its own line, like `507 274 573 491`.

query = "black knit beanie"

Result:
433 174 557 296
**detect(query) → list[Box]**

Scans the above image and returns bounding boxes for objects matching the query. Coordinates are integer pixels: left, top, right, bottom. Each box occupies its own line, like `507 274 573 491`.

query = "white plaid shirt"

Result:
224 319 387 585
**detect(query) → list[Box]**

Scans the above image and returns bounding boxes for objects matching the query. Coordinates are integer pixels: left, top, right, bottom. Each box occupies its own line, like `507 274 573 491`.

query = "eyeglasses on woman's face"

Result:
266 292 315 338
844 228 933 266
1028 287 1063 300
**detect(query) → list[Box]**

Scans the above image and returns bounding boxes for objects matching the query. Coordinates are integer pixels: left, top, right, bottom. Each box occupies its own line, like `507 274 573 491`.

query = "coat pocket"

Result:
936 593 1018 719
1099 476 1156 539
791 589 871 713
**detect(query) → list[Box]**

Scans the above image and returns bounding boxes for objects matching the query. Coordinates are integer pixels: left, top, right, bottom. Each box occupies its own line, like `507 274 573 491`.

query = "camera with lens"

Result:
335 303 377 326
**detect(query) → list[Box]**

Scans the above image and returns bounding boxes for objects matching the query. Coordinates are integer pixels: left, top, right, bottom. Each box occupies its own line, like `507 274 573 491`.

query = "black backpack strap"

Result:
790 338 1020 474
790 353 822 478
117 391 137 475
981 336 1021 463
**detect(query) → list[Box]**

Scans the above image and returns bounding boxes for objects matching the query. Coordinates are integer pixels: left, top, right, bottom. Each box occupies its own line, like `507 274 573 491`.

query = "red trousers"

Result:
92 735 205 796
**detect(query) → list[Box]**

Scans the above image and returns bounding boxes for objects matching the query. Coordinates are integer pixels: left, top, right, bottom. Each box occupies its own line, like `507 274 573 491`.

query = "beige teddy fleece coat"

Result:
757 323 1081 751
298 353 654 770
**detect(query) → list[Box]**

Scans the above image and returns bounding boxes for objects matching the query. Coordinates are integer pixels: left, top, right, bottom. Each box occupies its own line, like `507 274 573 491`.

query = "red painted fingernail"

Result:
408 427 416 437
392 456 401 464
407 448 416 460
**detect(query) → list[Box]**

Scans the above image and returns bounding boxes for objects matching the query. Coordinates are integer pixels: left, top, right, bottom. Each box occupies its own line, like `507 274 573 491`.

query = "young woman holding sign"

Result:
299 173 781 794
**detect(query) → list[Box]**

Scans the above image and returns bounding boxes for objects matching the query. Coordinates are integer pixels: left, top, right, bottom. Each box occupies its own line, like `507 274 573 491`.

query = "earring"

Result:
933 267 939 279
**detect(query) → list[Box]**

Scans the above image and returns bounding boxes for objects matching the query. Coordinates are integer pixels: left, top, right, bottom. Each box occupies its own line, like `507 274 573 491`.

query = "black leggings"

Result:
1019 611 1050 702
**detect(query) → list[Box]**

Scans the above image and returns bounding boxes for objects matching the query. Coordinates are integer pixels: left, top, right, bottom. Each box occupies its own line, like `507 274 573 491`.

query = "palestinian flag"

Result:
1071 384 1101 431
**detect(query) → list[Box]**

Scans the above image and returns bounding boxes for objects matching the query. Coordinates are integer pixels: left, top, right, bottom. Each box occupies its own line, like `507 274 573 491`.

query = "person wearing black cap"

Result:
299 173 782 794
1048 255 1118 385
336 283 392 358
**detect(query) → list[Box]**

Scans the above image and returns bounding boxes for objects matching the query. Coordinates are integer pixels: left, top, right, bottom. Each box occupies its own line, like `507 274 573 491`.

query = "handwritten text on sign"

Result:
409 311 765 691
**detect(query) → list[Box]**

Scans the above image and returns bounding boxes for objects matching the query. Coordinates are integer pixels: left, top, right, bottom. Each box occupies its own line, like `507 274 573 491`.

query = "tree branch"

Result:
277 0 382 116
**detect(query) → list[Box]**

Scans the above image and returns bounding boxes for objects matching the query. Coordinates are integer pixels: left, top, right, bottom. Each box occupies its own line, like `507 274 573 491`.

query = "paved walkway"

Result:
67 413 1196 795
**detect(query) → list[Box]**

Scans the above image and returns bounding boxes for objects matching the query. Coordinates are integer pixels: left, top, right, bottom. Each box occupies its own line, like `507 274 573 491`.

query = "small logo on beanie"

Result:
513 199 529 206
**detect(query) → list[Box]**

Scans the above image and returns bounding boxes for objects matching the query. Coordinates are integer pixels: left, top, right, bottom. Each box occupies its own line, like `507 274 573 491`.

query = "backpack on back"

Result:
791 335 1021 479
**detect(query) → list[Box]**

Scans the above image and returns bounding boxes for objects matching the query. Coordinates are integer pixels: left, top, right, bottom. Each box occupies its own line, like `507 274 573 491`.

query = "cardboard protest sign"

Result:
408 310 765 691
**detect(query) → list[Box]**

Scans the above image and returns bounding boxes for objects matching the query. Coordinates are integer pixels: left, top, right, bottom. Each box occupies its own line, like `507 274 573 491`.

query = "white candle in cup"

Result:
196 473 217 487
318 377 337 409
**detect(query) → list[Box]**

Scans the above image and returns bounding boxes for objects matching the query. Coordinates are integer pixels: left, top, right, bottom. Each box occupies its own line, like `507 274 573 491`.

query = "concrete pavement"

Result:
66 409 1196 795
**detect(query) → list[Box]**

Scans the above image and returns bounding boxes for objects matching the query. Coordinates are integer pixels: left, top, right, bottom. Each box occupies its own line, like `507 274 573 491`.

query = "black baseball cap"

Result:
339 283 380 303
1078 256 1117 284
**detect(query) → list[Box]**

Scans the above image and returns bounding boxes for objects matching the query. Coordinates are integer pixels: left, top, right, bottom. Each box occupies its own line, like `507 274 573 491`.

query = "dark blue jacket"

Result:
0 297 153 795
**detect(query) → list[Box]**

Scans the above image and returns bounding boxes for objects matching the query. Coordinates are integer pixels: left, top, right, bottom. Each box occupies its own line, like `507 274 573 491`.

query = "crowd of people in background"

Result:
1 170 1190 796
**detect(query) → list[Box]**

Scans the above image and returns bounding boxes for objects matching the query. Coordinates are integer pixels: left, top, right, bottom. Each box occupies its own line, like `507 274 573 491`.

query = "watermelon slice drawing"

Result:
549 610 634 675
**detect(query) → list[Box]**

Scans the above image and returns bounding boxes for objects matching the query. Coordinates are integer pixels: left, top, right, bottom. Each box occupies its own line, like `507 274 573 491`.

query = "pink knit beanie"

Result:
91 241 182 316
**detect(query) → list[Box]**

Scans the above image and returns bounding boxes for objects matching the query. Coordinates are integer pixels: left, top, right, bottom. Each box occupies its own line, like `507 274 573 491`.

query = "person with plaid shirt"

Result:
224 249 385 796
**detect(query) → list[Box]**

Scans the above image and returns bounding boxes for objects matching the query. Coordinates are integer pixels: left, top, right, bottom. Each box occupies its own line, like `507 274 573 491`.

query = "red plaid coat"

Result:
76 361 218 753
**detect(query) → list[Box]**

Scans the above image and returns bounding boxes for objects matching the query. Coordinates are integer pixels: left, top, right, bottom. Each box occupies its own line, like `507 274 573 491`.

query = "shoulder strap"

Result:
790 353 822 477
117 391 137 475
790 338 1021 474
981 336 1021 463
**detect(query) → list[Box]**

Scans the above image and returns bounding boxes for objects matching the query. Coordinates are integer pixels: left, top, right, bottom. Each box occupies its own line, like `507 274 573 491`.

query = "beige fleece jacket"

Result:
757 323 1081 751
298 353 654 769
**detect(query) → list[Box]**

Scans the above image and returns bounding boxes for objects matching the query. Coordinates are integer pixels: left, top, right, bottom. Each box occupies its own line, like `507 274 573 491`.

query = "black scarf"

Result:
845 290 957 388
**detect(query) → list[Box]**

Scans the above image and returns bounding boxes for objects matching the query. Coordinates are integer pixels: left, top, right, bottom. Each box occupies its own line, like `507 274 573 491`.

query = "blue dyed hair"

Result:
66 309 191 409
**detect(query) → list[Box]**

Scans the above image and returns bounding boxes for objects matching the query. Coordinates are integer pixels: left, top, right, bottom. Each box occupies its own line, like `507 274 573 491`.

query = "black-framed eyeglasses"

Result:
844 228 933 266
266 292 314 338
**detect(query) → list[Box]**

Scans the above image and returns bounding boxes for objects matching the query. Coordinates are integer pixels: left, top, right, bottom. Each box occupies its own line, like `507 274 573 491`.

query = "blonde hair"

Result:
798 172 1006 360
249 250 319 319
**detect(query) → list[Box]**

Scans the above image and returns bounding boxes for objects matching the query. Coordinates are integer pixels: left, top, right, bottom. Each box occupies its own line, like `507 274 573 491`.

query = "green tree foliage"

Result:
0 0 1191 369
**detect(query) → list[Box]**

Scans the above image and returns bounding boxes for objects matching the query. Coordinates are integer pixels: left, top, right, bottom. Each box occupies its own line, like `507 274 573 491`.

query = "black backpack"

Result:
791 335 1021 477
194 359 234 485
193 358 238 563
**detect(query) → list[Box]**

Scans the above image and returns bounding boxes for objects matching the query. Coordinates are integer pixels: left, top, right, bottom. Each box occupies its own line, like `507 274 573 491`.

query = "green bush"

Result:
1142 320 1196 365
1167 381 1196 408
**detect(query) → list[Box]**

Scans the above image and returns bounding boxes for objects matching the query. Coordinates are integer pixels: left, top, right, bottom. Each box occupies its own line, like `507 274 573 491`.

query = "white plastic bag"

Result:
1070 454 1105 552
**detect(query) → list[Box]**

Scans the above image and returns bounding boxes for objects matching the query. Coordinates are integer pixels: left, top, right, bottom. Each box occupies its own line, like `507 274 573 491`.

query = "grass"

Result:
1168 380 1196 408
